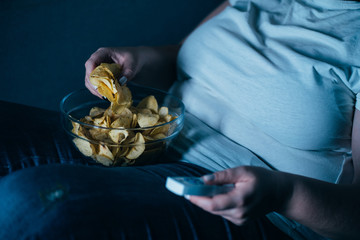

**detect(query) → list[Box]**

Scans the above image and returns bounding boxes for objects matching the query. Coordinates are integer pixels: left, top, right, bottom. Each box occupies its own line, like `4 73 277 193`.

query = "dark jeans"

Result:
0 101 292 240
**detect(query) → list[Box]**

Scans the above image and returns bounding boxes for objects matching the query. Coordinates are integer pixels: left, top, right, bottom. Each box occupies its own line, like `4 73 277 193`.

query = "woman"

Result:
1 0 359 239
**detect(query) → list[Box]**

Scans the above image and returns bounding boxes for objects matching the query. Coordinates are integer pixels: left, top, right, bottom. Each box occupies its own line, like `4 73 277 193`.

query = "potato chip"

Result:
158 106 168 118
125 133 145 160
131 113 138 128
90 63 122 102
80 116 93 124
93 115 106 126
89 128 109 141
94 144 114 166
163 114 172 122
71 121 90 138
101 63 122 80
122 131 136 145
95 155 113 166
97 81 116 102
113 146 129 158
111 103 126 115
149 122 170 136
115 84 132 106
137 95 158 113
151 133 167 140
137 112 159 128
110 108 133 128
109 129 128 144
71 121 81 135
89 107 106 118
98 144 114 158
89 65 113 83
143 133 166 141
73 137 95 157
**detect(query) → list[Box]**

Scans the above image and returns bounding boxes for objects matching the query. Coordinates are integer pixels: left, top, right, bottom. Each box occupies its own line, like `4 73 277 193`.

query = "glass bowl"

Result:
60 83 185 166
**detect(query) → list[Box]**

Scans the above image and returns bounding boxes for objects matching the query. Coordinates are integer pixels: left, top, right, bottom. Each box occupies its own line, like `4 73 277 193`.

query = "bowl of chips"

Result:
60 83 185 167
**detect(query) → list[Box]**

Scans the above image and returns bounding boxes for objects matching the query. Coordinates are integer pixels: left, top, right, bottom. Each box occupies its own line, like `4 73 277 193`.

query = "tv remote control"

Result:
165 176 235 196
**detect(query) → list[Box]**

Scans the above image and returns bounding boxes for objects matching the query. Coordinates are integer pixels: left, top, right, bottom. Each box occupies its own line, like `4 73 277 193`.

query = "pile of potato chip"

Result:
71 63 177 166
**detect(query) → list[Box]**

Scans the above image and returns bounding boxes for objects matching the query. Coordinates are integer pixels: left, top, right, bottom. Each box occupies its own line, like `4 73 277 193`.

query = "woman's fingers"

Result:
84 47 125 97
187 167 275 226
189 191 241 211
85 48 113 75
84 48 111 96
222 215 248 226
188 194 250 226
203 166 252 185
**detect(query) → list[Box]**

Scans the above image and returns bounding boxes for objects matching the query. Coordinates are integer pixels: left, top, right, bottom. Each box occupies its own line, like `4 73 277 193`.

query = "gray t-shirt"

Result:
169 0 360 239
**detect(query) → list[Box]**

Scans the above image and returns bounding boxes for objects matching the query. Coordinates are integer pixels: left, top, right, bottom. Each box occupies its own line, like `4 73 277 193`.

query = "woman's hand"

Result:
187 166 289 225
84 45 180 97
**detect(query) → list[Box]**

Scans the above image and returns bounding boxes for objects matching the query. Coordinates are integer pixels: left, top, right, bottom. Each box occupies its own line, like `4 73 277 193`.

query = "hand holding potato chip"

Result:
72 63 178 166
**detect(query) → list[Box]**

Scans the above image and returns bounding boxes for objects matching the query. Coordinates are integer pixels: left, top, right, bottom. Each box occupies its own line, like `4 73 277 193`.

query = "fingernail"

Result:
202 174 215 182
184 195 190 200
119 76 127 86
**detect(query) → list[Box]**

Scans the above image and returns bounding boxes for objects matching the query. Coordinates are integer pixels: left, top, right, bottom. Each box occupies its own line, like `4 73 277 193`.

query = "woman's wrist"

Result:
272 171 295 216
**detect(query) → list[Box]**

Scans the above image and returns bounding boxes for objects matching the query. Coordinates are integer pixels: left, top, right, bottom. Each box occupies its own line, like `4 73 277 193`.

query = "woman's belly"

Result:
172 7 355 152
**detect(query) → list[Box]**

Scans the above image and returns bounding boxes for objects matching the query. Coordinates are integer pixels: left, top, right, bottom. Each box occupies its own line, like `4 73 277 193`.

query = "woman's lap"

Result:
0 101 98 177
0 163 290 240
0 101 291 239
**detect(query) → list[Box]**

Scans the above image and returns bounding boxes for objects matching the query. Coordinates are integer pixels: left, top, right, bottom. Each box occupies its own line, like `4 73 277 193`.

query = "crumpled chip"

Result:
71 121 82 135
115 83 132 106
94 144 114 166
97 81 116 102
111 85 133 115
110 107 133 128
131 113 137 128
109 129 128 144
89 128 109 141
93 115 106 127
158 106 168 118
149 121 170 136
137 112 160 128
101 63 122 79
137 95 158 113
89 63 122 102
125 132 145 160
73 137 95 157
89 107 106 118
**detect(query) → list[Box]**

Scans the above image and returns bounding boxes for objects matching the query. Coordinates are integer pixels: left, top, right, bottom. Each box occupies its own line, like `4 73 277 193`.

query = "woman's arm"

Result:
189 109 360 240
352 109 360 183
279 109 360 239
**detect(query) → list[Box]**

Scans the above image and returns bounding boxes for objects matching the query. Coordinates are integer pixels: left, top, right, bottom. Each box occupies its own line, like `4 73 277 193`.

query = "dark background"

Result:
0 0 224 111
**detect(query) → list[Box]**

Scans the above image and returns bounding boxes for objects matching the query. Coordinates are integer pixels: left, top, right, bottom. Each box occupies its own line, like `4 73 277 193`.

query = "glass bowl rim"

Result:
59 84 185 132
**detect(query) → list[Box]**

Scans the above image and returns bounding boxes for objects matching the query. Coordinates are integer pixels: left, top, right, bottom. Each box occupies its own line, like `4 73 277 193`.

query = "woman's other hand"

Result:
187 166 289 225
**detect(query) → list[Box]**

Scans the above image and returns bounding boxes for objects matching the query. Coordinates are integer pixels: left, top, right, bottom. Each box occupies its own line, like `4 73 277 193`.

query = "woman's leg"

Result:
0 163 292 240
0 101 98 177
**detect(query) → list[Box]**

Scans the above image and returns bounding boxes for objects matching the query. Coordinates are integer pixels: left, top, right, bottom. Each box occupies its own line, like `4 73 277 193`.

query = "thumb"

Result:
202 167 250 185
202 169 235 185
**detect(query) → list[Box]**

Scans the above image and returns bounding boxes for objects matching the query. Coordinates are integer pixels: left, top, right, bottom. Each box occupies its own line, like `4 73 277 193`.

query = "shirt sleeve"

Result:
356 93 360 111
